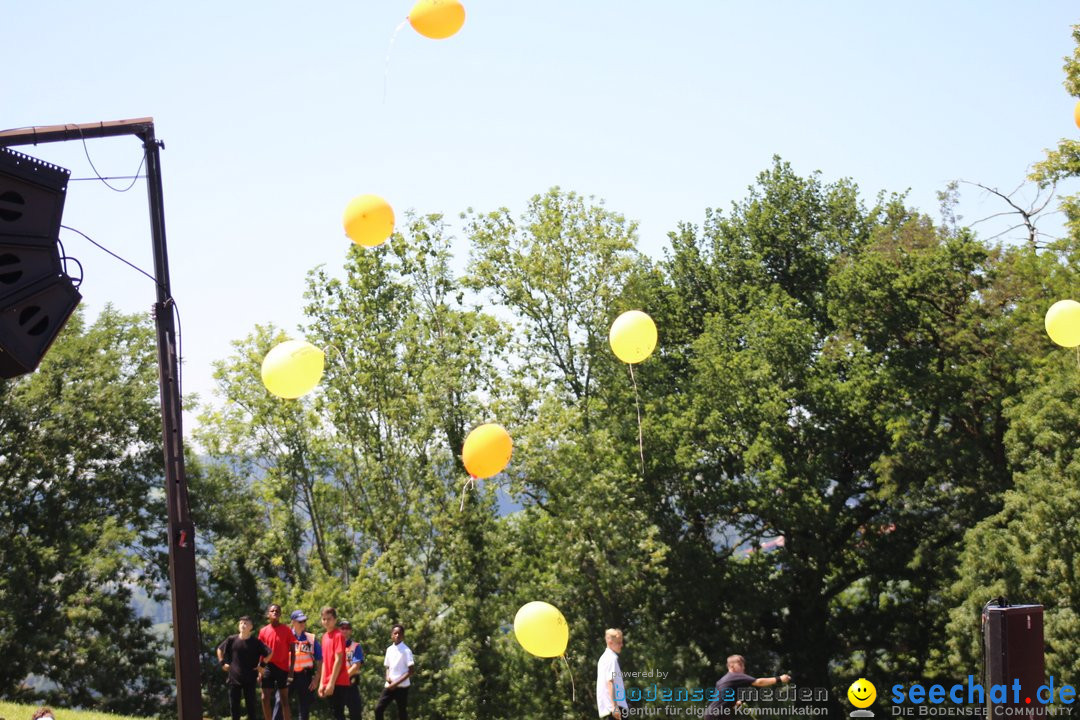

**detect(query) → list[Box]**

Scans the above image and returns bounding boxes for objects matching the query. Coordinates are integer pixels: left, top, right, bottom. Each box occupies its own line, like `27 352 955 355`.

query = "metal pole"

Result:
0 119 203 720
140 124 204 720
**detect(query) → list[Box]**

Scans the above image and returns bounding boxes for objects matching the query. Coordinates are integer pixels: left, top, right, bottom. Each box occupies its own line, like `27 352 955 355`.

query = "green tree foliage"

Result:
948 22 1080 685
5 174 1057 718
466 189 670 715
947 348 1080 680
638 160 1038 716
193 168 1055 718
195 216 511 719
0 307 171 715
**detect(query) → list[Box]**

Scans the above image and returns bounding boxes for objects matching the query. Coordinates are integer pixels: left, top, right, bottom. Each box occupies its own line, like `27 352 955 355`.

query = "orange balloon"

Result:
409 0 466 40
1074 100 1080 130
343 195 394 248
462 423 512 479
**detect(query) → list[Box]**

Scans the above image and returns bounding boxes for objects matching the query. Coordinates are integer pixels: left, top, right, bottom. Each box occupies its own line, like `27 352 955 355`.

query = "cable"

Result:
168 298 184 401
58 226 184 408
70 175 146 183
62 256 85 287
60 224 159 287
71 124 147 192
161 297 202 660
48 235 85 286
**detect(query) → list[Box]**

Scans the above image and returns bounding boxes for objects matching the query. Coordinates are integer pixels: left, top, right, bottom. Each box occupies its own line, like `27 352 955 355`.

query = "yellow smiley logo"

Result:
848 678 876 708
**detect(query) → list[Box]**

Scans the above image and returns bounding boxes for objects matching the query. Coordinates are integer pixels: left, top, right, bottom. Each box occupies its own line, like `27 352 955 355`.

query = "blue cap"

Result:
290 610 308 622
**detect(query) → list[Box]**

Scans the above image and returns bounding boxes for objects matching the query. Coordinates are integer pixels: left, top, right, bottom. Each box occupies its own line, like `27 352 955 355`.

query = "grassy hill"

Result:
0 701 151 720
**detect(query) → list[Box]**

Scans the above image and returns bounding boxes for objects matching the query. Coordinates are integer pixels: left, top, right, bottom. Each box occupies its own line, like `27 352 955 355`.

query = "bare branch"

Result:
969 211 1021 227
958 177 1057 249
1032 189 1058 216
983 223 1027 242
960 180 1029 215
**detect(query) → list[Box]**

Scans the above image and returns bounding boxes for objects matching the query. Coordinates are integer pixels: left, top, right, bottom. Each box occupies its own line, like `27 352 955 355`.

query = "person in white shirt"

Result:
597 628 629 719
374 623 414 720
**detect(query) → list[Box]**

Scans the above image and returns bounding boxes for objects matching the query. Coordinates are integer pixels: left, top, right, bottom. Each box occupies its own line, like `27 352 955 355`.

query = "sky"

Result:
5 1 1078 429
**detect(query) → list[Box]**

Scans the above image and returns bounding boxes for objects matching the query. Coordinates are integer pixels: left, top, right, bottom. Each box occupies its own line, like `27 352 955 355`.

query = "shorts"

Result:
261 663 291 690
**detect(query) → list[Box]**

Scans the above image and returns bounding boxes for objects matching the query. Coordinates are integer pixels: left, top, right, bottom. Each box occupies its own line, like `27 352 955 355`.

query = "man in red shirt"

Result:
258 603 296 720
318 606 351 720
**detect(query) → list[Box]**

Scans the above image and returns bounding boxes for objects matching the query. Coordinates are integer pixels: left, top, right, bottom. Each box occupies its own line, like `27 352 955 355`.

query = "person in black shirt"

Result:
705 654 791 717
218 616 273 720
340 620 364 720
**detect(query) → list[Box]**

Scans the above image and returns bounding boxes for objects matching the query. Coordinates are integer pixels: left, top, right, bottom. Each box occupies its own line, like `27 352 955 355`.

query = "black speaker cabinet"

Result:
0 147 69 241
0 274 81 378
0 148 79 378
0 238 64 297
984 604 1045 718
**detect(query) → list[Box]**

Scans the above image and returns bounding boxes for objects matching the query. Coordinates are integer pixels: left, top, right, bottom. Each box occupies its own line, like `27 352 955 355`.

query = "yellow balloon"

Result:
513 601 568 658
261 340 325 399
1046 299 1080 348
343 195 395 248
462 423 512 479
409 0 466 39
609 310 657 364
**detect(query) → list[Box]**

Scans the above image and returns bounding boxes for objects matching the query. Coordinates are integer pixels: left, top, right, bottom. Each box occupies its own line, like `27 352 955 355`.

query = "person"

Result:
273 611 322 720
31 708 56 720
596 628 628 720
258 604 296 720
340 619 365 720
374 623 414 720
704 654 791 717
318 606 352 720
217 616 273 720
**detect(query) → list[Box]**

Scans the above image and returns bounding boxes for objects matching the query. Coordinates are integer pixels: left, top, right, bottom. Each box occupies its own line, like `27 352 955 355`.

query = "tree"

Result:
947 21 1080 683
947 352 1080 681
647 159 1030 713
189 165 1057 719
467 188 671 717
0 306 172 715
194 215 511 719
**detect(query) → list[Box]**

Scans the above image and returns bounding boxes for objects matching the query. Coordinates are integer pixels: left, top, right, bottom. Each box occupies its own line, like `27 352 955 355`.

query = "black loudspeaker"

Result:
0 149 68 239
984 604 1045 718
0 240 63 293
0 147 80 379
0 276 82 377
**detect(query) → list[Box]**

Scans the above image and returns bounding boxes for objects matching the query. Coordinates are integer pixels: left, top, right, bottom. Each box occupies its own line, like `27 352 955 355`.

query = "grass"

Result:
0 701 152 720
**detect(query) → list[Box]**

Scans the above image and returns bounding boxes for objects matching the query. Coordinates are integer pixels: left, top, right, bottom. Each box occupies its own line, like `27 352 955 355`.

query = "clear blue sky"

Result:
6 1 1078 421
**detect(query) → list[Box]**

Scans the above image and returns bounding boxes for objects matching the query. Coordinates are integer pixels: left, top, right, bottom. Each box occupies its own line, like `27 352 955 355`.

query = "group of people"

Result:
216 604 415 720
595 629 792 718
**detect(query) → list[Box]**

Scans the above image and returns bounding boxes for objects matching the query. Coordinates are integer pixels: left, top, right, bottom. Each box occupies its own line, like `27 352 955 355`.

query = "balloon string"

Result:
560 654 576 703
628 363 645 477
324 343 348 369
459 474 476 512
384 19 409 104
